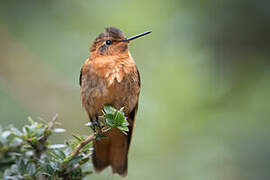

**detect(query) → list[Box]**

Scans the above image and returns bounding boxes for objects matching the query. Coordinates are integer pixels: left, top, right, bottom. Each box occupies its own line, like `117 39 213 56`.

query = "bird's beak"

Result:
122 31 152 42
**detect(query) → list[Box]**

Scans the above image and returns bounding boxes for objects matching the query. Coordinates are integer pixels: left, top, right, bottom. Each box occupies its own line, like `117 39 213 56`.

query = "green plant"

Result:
0 105 129 180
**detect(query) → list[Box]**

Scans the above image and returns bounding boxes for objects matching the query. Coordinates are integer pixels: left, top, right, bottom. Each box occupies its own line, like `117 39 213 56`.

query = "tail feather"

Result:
92 137 110 172
92 128 128 177
92 104 138 177
109 128 128 177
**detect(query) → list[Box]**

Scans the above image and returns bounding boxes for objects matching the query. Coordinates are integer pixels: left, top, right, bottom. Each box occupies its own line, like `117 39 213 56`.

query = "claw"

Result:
91 116 101 132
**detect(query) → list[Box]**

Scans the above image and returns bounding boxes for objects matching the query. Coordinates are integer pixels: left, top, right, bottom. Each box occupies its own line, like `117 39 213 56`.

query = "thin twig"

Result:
47 113 58 130
39 113 58 142
62 127 108 168
70 132 96 157
28 114 58 158
70 127 109 157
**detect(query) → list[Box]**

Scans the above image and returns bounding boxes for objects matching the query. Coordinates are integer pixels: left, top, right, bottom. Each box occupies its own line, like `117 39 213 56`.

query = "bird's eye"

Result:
105 40 112 45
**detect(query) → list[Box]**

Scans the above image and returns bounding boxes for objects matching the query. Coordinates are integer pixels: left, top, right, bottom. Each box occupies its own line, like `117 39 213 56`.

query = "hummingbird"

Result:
80 27 151 177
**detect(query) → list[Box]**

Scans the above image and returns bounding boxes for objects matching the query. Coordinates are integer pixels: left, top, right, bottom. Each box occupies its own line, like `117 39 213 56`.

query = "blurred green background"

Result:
1 0 270 179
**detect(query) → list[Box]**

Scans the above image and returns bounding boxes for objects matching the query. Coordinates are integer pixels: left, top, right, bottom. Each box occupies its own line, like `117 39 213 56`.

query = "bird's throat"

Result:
91 54 135 86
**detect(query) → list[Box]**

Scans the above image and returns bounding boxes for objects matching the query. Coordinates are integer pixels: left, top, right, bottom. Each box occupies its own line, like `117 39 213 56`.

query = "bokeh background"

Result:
1 0 270 179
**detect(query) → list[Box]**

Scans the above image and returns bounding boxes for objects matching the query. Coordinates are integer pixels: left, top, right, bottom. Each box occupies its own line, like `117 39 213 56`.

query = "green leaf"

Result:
23 126 31 137
67 155 83 167
49 161 59 171
10 163 19 174
17 158 26 175
103 114 114 120
3 169 12 178
83 170 93 176
106 119 115 127
28 137 39 144
121 121 129 127
27 117 35 125
45 163 55 175
117 125 129 135
10 126 23 136
51 149 66 160
26 163 36 176
117 126 129 132
36 123 43 130
103 105 114 114
119 130 128 135
72 134 84 142
114 111 125 126
79 157 90 165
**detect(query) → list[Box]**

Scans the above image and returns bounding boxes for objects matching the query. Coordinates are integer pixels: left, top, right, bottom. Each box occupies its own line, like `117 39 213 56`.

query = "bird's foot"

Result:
90 118 101 132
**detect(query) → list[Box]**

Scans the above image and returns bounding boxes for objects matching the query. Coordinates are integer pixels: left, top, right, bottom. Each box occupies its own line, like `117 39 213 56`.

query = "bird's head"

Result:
90 27 151 57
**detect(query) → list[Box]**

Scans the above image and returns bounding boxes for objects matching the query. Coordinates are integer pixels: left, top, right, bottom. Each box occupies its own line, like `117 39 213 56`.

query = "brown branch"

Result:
70 132 96 158
61 127 108 168
47 114 58 130
28 114 58 158
40 113 58 142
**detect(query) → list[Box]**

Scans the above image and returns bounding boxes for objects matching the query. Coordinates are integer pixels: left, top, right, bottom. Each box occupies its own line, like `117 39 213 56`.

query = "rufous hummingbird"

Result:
80 27 151 177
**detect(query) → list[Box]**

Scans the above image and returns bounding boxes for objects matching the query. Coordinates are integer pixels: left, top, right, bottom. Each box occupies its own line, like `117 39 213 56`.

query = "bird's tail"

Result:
92 128 128 177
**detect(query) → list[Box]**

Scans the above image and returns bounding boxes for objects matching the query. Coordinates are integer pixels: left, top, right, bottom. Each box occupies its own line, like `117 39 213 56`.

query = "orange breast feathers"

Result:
86 54 136 86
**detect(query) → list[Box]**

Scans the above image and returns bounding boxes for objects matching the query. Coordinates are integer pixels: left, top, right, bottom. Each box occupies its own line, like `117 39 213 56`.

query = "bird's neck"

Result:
90 51 134 66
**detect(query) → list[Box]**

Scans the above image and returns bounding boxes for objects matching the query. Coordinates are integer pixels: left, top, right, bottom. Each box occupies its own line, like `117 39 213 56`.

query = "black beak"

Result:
122 31 152 42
